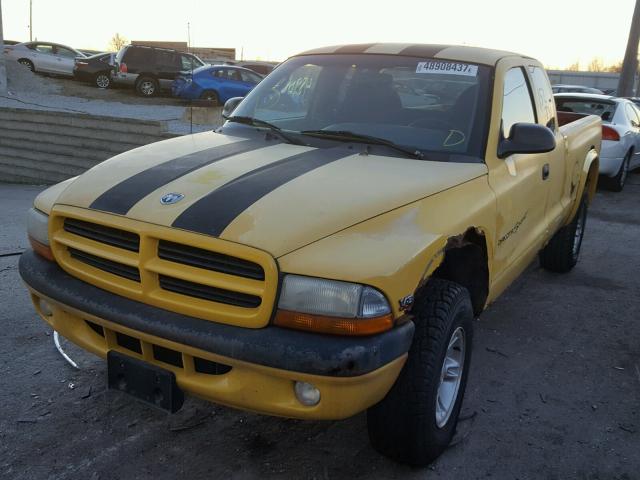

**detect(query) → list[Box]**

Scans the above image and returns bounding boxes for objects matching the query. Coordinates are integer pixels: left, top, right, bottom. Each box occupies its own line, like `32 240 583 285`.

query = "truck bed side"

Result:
558 111 602 220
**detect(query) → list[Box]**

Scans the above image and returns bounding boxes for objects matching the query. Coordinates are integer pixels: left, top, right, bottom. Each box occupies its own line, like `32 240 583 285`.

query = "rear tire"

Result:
367 278 474 466
94 71 111 89
135 76 158 97
539 195 588 273
602 151 631 192
200 90 219 105
18 59 34 71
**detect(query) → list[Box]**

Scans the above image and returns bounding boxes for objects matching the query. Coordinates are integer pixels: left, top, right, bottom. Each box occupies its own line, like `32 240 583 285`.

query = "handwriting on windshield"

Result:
443 130 465 147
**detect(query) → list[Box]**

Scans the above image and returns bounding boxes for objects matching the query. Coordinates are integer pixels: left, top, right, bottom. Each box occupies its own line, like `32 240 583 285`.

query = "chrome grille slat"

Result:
158 240 265 280
64 218 140 252
69 247 141 282
159 275 262 308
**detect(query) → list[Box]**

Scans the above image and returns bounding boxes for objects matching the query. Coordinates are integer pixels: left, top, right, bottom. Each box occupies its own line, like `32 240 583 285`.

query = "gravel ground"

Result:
1 172 639 480
1 55 221 134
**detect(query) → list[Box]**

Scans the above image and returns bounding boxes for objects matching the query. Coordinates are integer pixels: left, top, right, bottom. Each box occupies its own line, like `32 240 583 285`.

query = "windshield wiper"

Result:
227 116 304 146
300 130 424 159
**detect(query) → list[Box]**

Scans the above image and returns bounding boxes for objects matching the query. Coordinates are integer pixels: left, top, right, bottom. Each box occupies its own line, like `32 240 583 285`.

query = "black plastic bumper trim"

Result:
19 250 414 377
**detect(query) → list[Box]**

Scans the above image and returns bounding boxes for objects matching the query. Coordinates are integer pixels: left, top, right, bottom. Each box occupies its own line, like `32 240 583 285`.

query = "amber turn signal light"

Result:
29 236 55 262
274 309 394 336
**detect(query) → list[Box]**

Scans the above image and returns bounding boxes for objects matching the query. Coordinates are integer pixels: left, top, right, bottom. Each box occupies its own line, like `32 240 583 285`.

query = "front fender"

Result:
277 204 448 319
277 176 496 319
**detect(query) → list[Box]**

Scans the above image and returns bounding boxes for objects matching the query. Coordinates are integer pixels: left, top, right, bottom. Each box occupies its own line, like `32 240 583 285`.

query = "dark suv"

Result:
112 45 205 97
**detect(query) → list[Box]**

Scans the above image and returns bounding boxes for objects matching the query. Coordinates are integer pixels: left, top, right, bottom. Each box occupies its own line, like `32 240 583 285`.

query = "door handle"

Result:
542 163 550 180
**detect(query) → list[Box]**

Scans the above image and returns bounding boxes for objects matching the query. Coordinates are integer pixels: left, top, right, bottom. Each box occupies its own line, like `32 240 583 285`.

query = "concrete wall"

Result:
0 107 178 184
547 70 640 94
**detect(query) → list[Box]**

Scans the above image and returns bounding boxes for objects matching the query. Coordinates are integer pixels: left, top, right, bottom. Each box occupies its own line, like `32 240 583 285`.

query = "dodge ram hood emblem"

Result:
160 192 185 205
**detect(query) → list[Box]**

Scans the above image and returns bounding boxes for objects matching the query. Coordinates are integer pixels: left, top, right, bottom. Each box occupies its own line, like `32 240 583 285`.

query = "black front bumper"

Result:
19 250 414 377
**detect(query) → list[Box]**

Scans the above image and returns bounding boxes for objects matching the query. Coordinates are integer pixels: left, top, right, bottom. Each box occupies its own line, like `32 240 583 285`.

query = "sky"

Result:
1 0 636 69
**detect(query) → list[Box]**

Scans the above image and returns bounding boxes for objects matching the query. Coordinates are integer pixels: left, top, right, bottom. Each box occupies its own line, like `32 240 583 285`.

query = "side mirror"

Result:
498 123 556 159
222 97 244 119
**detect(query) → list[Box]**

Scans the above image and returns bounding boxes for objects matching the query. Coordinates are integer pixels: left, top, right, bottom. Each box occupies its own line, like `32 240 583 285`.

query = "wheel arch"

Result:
17 58 34 69
418 227 490 316
565 147 599 223
135 73 159 86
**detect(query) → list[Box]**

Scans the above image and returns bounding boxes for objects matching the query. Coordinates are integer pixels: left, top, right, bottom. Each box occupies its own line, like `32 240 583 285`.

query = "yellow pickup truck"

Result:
20 44 601 465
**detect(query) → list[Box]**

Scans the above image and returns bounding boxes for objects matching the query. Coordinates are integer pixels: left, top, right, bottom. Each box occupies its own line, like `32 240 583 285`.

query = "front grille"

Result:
69 247 140 282
64 218 139 252
51 208 278 328
159 240 264 280
159 275 262 308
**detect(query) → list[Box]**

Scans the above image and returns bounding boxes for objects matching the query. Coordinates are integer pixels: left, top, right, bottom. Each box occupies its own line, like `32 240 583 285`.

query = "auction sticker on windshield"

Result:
416 61 478 77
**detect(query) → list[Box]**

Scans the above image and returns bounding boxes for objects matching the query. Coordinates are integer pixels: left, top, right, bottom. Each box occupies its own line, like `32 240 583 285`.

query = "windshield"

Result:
229 54 492 161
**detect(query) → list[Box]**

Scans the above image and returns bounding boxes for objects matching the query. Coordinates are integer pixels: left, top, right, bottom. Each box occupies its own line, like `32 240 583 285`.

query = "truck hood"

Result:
57 132 487 257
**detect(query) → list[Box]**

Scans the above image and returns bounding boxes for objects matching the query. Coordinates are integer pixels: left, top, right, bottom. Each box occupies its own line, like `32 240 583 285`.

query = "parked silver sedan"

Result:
3 41 86 76
555 93 640 191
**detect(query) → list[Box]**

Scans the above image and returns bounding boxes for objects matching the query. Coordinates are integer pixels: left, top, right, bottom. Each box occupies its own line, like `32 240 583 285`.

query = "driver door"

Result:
487 64 551 286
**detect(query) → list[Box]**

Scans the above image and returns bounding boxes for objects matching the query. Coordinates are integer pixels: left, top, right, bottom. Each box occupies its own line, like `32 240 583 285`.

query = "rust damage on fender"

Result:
417 227 489 315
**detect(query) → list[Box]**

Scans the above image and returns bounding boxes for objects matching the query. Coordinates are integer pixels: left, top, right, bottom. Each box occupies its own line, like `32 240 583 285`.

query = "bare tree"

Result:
605 61 624 73
566 61 580 71
108 33 128 52
587 57 605 72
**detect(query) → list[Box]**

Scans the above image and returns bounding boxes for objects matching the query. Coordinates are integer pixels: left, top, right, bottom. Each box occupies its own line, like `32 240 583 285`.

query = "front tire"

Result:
200 90 219 105
539 195 588 273
135 76 158 97
602 151 631 192
18 59 34 71
367 278 474 466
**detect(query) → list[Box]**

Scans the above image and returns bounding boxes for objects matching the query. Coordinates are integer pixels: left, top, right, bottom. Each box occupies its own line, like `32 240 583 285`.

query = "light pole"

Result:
618 0 640 96
29 0 32 42
0 0 7 95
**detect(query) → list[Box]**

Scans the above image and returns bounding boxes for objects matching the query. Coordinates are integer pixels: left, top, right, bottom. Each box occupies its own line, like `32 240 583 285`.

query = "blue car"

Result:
172 65 263 105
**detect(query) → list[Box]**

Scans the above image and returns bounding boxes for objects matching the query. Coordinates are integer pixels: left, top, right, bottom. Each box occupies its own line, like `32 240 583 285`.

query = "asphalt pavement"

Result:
1 174 639 480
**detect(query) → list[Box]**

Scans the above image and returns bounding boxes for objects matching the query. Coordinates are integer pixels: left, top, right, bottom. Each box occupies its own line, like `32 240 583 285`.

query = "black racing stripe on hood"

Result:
398 44 452 58
172 147 352 237
334 43 378 53
89 139 266 215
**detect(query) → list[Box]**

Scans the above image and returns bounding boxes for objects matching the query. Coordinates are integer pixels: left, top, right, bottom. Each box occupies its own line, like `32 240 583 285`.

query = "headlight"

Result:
274 275 393 335
27 208 54 261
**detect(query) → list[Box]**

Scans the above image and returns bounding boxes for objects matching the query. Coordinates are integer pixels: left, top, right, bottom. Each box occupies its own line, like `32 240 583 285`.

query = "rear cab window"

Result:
501 67 536 138
528 66 556 130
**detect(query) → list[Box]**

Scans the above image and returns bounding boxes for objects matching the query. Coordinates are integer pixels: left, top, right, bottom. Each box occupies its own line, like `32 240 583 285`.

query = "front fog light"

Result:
294 381 321 406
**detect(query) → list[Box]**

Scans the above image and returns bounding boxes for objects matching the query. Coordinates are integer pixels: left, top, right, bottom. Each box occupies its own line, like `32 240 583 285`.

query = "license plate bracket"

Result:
107 350 184 413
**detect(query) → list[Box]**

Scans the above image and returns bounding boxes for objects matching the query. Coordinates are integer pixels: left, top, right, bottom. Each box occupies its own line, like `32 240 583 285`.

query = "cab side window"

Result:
56 47 77 59
502 67 536 138
528 66 556 130
34 44 54 55
240 70 262 84
625 103 640 127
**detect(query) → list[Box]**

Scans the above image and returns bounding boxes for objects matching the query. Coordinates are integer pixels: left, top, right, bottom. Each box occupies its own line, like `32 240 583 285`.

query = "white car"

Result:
3 41 86 76
555 93 640 191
